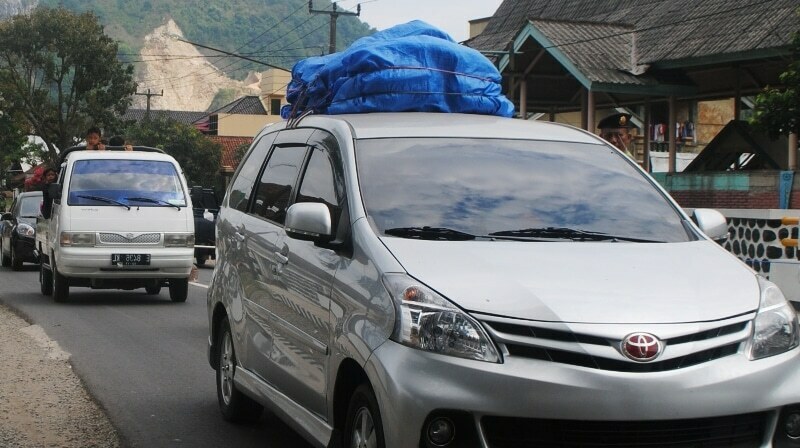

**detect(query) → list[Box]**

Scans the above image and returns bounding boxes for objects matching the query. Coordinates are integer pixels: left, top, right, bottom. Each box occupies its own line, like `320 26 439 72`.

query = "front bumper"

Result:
55 246 193 278
366 340 800 448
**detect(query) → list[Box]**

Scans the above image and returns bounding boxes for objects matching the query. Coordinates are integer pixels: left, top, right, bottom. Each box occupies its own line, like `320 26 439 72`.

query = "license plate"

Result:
111 253 150 266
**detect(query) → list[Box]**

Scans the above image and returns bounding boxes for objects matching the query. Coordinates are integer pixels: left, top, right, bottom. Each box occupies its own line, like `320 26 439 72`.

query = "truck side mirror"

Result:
47 183 62 201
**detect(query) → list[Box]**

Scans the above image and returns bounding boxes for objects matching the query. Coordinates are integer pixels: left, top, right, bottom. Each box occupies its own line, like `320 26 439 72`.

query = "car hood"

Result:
380 238 760 324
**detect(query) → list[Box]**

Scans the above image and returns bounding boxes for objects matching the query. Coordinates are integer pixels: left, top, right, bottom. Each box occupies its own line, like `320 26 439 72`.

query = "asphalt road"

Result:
0 260 314 448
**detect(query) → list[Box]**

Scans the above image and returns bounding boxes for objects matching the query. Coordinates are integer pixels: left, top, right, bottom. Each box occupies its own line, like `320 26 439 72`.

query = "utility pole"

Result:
309 1 360 55
135 89 164 117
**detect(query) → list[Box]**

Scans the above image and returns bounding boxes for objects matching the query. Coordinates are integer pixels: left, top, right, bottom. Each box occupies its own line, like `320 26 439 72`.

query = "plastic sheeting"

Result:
282 20 514 118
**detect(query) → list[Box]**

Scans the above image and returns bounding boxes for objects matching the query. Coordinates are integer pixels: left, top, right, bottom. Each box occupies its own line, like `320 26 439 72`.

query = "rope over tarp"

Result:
282 20 515 118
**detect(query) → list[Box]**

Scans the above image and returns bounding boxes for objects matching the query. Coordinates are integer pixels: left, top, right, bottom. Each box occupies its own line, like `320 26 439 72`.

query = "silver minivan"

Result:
207 113 800 448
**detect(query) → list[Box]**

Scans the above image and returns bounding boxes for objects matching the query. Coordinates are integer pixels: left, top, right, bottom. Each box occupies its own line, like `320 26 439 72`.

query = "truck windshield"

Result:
355 138 691 243
19 196 42 217
67 159 186 207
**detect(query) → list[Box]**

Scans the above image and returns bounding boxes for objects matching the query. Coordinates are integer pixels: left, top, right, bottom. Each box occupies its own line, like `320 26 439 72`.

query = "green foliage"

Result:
37 0 374 75
751 22 799 138
0 7 137 164
122 116 223 188
208 88 239 112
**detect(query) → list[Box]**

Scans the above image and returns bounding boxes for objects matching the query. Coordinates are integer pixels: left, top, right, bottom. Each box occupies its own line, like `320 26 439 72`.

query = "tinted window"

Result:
356 138 690 243
252 145 307 224
297 147 342 226
228 133 276 213
19 196 41 217
68 160 186 207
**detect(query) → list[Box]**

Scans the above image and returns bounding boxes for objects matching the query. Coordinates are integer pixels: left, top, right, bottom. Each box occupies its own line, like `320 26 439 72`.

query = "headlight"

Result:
16 223 35 237
164 233 195 247
748 276 799 360
59 232 95 247
382 273 500 363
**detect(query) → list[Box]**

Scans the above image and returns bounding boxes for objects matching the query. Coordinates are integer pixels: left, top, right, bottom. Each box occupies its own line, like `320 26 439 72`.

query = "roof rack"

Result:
58 146 166 163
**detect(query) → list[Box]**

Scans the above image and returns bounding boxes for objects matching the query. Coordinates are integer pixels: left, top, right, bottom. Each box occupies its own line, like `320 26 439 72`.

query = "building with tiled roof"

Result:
207 135 253 171
121 109 209 126
468 0 799 172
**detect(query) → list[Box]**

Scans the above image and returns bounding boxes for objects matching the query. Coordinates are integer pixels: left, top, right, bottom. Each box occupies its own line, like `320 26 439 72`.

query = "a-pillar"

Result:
790 132 798 171
519 79 527 120
668 95 677 173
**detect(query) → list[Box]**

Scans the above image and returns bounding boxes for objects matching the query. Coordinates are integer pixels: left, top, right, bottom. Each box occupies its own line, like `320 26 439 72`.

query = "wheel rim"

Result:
219 331 235 405
351 406 377 448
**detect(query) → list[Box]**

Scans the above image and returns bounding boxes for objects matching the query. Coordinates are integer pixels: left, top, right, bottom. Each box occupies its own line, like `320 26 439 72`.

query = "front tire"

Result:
344 384 385 448
40 262 53 296
216 319 262 422
10 243 22 271
169 278 188 302
52 261 69 303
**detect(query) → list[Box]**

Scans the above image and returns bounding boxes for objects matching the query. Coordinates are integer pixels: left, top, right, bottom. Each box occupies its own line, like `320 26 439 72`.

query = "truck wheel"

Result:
169 278 188 302
10 244 22 271
216 319 262 422
40 262 53 296
52 262 69 303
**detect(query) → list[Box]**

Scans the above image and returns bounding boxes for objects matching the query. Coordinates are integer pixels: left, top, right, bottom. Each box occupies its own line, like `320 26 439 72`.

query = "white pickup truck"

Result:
37 146 195 302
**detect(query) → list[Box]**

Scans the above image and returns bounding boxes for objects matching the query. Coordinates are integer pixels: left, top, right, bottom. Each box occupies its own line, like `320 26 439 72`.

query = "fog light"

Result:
427 417 455 446
786 412 800 438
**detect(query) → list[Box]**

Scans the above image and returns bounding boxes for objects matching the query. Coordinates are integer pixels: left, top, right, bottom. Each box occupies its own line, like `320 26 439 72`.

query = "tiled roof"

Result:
207 136 253 169
208 96 267 115
470 0 799 69
121 109 208 125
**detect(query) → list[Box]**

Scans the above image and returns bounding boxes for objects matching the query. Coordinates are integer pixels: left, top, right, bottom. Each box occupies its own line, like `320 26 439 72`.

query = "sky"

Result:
337 0 504 42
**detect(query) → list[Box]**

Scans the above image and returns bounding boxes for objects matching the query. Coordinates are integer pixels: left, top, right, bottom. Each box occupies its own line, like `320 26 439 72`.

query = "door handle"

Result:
274 252 289 265
234 232 245 242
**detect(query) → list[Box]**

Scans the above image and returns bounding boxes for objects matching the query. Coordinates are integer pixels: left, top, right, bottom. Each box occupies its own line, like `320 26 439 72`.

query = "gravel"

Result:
0 304 121 447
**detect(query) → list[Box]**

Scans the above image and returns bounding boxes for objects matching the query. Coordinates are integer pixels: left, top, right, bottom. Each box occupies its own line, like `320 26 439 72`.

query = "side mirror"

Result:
692 208 729 242
285 202 332 242
47 183 62 200
1 213 11 221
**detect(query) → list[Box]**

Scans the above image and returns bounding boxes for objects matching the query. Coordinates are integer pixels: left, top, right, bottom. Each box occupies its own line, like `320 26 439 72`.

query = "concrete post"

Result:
519 79 527 120
586 89 595 133
581 90 588 130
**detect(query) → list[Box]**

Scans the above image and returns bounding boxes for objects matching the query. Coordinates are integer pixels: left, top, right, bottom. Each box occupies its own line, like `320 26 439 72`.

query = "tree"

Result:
122 116 223 188
750 24 799 138
0 7 136 164
0 93 30 191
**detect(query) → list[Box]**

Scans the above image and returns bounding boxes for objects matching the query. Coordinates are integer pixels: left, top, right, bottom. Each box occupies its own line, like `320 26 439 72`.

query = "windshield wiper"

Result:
124 196 182 210
76 194 131 210
489 227 664 243
383 226 550 242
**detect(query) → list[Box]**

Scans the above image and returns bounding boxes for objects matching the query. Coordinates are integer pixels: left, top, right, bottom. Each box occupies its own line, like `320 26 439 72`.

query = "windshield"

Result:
355 138 691 243
67 160 186 207
19 196 42 217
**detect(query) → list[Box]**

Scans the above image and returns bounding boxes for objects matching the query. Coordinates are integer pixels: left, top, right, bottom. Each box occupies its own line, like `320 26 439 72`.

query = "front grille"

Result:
99 233 161 244
482 319 749 372
482 413 768 448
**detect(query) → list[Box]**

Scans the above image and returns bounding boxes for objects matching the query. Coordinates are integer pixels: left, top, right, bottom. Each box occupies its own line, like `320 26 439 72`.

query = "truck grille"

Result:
481 413 768 448
480 317 751 372
99 232 161 245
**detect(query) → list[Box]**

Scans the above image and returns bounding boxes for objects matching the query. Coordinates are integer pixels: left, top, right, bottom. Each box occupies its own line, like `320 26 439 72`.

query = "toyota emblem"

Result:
621 333 662 362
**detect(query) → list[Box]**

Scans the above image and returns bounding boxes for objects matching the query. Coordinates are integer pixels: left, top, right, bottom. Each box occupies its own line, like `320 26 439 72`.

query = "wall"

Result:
217 114 281 137
653 171 799 210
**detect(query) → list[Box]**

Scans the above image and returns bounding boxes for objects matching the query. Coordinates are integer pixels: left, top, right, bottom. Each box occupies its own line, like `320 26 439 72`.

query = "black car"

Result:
1 191 43 270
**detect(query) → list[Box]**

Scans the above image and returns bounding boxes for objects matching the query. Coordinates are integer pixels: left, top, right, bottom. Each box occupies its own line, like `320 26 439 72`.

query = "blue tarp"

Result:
282 21 514 118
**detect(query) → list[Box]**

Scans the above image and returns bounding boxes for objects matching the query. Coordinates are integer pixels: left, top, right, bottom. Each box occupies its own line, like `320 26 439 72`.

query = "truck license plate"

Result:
111 254 151 266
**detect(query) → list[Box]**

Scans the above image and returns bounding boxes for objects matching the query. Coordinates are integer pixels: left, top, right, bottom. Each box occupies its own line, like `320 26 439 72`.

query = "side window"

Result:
252 145 308 224
297 139 345 228
228 132 277 213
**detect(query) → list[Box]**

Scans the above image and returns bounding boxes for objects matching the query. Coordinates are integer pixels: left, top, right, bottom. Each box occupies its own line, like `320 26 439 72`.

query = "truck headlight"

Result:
16 223 35 237
383 274 500 363
60 232 95 247
748 276 799 360
164 233 194 247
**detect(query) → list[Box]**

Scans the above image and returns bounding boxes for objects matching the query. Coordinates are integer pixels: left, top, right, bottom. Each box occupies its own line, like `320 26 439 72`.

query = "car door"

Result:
242 129 313 384
266 129 348 418
215 131 276 371
1 197 18 256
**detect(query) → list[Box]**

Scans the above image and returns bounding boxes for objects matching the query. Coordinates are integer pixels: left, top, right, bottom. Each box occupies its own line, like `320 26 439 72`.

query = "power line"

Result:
309 0 361 55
